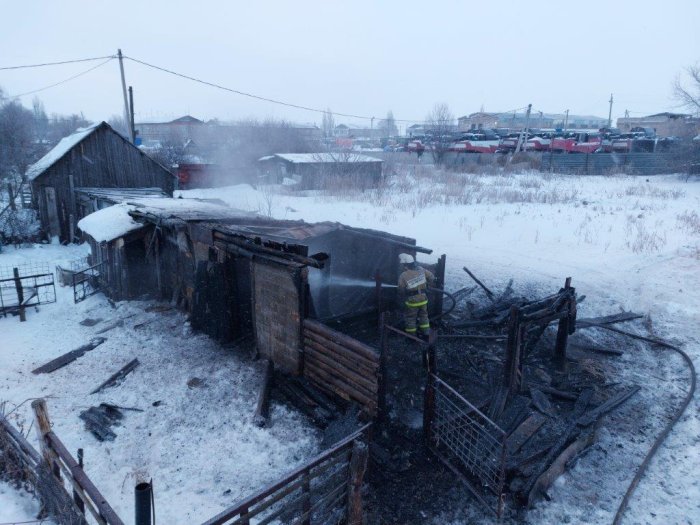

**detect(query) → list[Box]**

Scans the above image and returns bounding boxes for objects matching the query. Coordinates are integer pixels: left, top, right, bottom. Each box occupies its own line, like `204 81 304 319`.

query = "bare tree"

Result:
425 103 455 165
107 114 130 138
379 110 398 137
322 109 335 138
674 63 700 115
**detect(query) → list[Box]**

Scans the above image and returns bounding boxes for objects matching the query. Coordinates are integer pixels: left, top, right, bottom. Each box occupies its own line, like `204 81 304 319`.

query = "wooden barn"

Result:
27 121 176 243
78 198 444 417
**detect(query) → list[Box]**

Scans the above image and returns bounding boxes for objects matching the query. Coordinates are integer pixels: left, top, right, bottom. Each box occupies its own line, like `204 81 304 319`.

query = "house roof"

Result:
26 122 102 181
78 197 258 242
261 153 382 164
26 121 175 182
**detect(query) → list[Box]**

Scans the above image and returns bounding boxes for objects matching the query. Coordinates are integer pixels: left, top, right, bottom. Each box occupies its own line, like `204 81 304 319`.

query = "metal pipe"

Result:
135 481 152 525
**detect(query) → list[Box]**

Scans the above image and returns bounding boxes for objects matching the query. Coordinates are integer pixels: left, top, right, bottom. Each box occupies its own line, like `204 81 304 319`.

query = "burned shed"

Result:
27 122 176 242
258 153 383 189
79 198 442 416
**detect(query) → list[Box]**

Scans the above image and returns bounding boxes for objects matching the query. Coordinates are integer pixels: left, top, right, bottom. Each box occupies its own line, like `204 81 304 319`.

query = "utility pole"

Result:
607 93 614 128
117 49 135 143
513 103 532 155
128 86 136 144
563 109 569 132
538 111 543 128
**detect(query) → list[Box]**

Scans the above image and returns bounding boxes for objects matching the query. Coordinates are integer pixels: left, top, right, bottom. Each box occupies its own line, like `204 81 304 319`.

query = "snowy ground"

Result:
1 170 699 524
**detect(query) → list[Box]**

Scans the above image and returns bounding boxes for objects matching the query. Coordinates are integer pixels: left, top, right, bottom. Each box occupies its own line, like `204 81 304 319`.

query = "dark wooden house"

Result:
27 121 176 242
79 198 444 417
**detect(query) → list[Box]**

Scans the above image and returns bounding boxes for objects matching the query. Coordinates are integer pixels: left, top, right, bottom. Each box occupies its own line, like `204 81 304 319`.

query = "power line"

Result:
126 55 527 125
9 57 115 99
0 55 116 71
124 55 389 122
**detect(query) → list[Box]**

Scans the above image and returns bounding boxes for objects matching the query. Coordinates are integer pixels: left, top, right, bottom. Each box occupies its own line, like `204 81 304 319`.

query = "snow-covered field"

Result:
2 170 699 524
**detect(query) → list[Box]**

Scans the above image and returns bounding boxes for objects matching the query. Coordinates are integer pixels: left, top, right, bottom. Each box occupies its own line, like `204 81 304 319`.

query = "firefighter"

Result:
398 253 435 338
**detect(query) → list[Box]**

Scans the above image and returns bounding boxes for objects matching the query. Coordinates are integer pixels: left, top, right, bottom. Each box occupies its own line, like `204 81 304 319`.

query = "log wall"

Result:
302 319 380 417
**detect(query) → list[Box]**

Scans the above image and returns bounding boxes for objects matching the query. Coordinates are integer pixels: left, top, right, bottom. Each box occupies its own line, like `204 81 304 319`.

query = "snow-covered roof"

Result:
264 153 383 164
77 203 143 242
26 123 102 181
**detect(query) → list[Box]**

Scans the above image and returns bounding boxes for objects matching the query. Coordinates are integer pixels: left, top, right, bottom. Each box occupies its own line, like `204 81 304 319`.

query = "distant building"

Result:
457 112 606 131
259 153 383 189
334 123 384 140
26 122 176 242
137 115 207 143
616 113 700 137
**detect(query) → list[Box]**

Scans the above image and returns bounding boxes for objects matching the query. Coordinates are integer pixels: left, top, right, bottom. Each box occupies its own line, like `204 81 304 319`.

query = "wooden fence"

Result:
201 424 371 525
302 319 380 417
31 399 125 525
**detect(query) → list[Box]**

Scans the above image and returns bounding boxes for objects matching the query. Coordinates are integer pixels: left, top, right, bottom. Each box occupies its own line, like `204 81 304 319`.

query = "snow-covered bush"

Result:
0 208 41 246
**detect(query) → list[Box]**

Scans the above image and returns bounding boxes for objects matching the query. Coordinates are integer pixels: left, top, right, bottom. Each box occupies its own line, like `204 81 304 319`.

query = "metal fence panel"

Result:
541 152 683 175
0 263 56 316
429 375 507 516
73 261 106 304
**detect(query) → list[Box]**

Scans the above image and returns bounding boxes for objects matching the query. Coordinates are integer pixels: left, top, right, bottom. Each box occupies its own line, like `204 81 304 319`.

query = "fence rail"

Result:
427 375 507 517
202 424 370 525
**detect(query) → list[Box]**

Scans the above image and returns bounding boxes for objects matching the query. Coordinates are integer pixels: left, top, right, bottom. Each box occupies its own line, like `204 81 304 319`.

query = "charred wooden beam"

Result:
462 266 496 301
90 359 139 394
32 338 107 374
254 360 274 428
577 386 641 427
527 426 597 506
506 413 547 455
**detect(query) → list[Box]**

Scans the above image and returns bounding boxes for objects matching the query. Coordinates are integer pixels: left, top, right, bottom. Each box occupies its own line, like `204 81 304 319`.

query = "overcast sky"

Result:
1 0 698 131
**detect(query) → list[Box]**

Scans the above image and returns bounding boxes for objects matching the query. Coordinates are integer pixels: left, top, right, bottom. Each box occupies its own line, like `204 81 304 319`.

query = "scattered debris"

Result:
90 358 140 394
79 404 124 442
95 319 124 334
79 317 102 327
32 337 107 374
144 304 173 313
187 377 206 389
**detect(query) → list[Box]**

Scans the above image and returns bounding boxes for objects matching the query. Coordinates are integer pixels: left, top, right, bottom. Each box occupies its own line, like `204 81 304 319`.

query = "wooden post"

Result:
31 399 60 481
554 278 572 368
378 312 388 421
74 448 85 514
347 441 368 525
301 467 311 525
374 272 382 328
503 306 522 394
423 343 437 446
13 268 25 322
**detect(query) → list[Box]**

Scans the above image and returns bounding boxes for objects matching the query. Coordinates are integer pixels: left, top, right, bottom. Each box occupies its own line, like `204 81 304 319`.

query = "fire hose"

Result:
428 287 456 322
606 326 696 525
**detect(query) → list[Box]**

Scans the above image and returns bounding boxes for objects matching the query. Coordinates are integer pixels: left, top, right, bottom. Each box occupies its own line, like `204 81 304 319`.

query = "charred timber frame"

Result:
502 278 577 393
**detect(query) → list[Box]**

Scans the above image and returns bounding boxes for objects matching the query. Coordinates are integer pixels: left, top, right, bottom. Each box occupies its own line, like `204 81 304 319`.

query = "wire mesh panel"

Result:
0 263 56 316
73 261 106 303
429 375 507 516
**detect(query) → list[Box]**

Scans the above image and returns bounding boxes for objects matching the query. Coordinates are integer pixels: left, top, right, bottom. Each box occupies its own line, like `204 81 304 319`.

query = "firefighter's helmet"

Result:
399 253 415 264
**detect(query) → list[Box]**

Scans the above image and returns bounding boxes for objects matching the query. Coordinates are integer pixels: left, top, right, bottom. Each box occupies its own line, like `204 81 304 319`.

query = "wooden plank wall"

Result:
253 261 304 374
32 124 175 242
302 319 380 417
